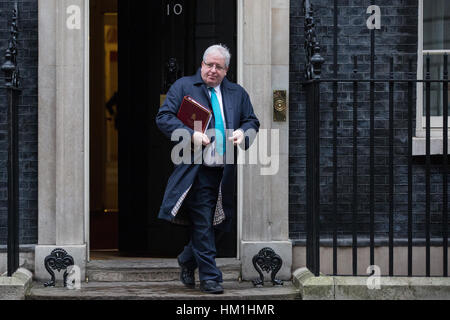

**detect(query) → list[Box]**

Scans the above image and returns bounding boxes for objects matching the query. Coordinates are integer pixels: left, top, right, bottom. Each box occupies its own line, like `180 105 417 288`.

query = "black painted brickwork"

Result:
289 0 449 243
0 0 38 245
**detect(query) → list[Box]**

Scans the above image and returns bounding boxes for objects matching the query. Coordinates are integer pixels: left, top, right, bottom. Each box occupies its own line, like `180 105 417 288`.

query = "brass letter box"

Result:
273 90 287 122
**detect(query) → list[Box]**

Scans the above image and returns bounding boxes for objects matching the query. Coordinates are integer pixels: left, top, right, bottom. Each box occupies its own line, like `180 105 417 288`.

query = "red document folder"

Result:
177 96 212 134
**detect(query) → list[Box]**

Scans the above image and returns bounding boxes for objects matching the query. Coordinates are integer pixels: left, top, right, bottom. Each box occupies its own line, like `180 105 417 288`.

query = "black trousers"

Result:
178 165 224 282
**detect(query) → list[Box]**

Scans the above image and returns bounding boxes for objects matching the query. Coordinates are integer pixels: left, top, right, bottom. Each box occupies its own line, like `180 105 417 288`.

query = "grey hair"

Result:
203 44 231 68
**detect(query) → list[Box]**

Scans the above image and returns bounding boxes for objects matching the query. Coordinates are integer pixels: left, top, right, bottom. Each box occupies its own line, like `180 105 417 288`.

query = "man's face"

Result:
201 52 228 88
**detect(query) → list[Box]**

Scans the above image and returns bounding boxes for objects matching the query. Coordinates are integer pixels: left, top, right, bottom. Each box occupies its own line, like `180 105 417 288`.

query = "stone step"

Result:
26 280 300 300
86 258 241 282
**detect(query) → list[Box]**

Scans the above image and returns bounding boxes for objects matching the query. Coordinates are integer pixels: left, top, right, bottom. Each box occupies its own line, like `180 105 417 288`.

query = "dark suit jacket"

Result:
156 69 260 232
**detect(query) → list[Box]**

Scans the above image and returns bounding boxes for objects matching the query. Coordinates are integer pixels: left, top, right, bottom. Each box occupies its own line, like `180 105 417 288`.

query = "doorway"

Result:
90 0 119 251
90 0 238 258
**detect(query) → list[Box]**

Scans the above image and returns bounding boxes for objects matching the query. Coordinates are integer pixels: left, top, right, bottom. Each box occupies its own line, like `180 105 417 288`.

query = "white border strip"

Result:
237 0 244 260
84 0 90 262
416 0 424 136
423 50 450 55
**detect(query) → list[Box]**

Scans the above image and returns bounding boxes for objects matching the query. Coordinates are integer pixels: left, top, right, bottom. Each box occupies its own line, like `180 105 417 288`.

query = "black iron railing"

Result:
303 0 449 277
2 3 21 277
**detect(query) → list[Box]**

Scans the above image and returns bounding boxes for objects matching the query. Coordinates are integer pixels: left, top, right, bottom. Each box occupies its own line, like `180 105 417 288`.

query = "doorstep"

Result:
26 280 299 300
86 258 242 282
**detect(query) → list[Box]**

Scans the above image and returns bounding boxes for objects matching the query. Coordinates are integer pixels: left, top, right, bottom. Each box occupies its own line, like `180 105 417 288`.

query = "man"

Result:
156 44 260 294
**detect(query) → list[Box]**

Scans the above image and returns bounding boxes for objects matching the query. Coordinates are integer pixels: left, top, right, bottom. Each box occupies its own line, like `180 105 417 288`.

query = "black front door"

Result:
118 0 237 257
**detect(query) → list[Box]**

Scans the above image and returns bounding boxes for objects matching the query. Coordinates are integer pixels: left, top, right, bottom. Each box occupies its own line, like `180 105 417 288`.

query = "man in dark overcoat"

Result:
156 44 260 294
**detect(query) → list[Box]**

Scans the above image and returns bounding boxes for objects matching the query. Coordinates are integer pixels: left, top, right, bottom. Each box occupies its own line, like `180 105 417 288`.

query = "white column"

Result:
35 0 88 282
38 0 57 247
238 0 292 281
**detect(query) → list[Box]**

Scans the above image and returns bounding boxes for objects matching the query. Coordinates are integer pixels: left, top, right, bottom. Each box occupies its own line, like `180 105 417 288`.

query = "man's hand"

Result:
193 131 211 147
228 129 245 146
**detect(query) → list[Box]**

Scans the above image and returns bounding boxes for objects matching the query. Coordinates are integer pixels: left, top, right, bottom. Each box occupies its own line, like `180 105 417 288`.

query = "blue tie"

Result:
210 88 226 156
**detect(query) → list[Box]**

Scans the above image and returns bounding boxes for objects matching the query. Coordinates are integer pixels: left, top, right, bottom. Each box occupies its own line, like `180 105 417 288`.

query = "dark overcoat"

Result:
156 69 260 232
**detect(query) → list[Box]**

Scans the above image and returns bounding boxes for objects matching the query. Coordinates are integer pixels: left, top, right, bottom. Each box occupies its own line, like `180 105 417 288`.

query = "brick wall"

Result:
0 0 38 245
288 0 448 244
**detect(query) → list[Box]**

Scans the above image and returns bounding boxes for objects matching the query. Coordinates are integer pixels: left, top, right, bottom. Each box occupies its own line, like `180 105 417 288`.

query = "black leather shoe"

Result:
178 258 196 288
200 280 224 294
